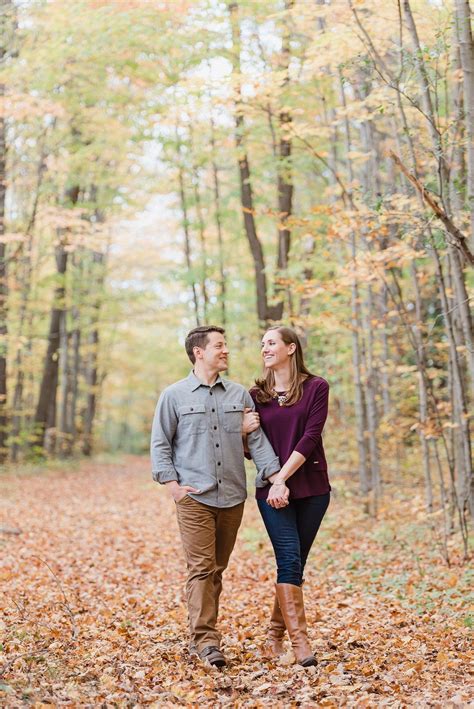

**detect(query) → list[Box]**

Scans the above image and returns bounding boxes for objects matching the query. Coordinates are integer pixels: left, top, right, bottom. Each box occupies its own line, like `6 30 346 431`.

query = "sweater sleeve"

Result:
293 379 329 459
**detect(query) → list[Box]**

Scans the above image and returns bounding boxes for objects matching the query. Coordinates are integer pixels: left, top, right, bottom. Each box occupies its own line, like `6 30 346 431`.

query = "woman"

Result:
250 326 330 667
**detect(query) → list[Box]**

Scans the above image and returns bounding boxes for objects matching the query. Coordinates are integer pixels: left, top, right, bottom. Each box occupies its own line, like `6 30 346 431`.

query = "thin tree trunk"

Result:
58 306 70 458
175 131 200 326
82 250 104 457
364 285 381 513
411 262 434 512
431 242 473 517
33 245 68 451
68 303 81 447
275 0 294 317
11 145 47 461
0 0 13 461
454 0 474 246
189 127 209 322
339 71 370 496
228 1 280 326
403 0 449 197
209 114 227 328
449 41 474 403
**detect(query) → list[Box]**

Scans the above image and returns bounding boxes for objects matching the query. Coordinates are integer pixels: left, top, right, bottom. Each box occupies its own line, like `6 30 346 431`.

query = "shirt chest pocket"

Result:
178 404 207 435
222 403 244 433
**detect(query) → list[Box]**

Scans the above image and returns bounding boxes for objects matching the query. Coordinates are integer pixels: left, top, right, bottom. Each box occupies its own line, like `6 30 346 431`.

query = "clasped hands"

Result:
266 477 289 508
242 408 289 509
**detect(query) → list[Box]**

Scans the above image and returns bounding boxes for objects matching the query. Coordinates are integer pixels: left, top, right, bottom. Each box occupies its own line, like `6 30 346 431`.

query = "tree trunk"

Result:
403 0 449 197
454 0 474 246
82 250 104 457
32 245 68 451
189 130 209 322
68 304 81 446
11 144 47 461
0 0 13 462
275 0 294 317
176 131 200 326
364 285 381 513
209 114 227 328
339 71 370 495
58 306 71 458
228 1 281 326
0 92 7 462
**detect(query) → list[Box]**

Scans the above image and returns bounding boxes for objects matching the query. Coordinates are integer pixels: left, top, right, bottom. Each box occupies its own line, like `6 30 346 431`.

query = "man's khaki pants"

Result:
175 495 244 652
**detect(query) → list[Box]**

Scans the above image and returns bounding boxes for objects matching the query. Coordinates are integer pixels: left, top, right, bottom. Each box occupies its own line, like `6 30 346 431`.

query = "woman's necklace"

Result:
272 389 288 406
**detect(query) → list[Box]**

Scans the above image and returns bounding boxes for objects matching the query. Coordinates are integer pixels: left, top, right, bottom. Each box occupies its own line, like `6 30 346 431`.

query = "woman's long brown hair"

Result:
254 326 314 406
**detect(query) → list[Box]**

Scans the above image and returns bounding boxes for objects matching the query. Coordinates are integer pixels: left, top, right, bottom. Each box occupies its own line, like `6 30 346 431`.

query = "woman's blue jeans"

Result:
257 493 330 586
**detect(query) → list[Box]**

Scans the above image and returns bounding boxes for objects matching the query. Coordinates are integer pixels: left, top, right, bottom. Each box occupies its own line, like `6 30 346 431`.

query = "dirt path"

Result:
1 458 472 706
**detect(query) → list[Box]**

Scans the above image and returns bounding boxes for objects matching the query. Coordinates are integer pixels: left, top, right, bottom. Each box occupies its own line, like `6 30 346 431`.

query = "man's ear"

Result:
193 345 202 361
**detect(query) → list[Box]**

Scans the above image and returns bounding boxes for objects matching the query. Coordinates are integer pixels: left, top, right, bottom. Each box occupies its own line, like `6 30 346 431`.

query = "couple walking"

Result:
150 325 330 668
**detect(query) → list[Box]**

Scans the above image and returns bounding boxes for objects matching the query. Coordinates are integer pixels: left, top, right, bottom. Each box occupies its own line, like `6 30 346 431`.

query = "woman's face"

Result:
261 330 295 370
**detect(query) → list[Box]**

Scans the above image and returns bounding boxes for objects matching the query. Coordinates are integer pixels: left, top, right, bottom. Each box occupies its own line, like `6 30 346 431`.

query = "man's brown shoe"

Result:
199 645 227 668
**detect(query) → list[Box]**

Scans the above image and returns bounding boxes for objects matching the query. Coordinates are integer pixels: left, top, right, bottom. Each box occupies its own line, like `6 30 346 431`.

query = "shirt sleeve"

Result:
243 391 280 482
294 379 329 459
150 390 179 484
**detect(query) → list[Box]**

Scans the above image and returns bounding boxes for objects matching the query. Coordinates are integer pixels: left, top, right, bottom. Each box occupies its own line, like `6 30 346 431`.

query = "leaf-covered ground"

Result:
1 458 472 707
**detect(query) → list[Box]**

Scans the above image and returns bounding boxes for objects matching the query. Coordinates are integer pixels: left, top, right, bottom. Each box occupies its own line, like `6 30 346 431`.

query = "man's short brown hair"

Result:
185 326 225 364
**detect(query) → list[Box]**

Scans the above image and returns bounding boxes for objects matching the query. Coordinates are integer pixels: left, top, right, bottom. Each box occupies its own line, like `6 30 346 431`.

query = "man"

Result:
150 325 280 668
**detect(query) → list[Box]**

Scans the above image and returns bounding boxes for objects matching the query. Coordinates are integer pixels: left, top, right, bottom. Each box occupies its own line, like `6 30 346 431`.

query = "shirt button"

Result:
217 462 221 466
218 479 222 483
214 426 217 430
210 391 213 396
212 408 215 413
216 443 219 448
190 408 193 411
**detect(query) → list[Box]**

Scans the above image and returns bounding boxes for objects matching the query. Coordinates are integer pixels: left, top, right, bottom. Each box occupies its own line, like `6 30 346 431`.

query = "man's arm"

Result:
243 392 280 482
150 390 201 502
150 390 180 483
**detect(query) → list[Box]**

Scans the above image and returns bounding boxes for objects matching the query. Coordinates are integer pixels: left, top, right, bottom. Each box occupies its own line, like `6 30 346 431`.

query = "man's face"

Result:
195 332 229 372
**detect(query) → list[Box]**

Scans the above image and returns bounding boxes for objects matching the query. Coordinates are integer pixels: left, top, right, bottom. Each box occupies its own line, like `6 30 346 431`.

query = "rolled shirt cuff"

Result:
152 468 179 484
255 459 280 488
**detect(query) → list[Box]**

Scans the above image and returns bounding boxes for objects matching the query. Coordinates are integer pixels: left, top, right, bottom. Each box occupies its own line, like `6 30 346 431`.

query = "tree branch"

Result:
390 151 474 265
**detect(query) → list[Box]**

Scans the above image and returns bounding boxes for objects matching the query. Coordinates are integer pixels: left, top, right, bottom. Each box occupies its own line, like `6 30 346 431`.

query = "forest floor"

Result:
0 457 473 707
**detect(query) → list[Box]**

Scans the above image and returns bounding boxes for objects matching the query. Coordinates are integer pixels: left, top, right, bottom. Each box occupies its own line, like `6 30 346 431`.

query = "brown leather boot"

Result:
265 591 286 657
275 583 317 667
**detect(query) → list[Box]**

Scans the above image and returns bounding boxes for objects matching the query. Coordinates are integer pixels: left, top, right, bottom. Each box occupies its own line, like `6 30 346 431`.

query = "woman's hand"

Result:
242 407 260 434
266 481 290 508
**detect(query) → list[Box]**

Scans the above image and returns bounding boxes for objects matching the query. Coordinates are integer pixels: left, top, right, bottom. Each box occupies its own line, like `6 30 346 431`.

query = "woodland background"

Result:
0 0 473 705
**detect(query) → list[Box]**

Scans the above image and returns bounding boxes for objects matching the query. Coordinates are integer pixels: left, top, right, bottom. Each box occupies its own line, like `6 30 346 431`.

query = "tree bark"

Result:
209 113 227 328
454 0 474 246
339 71 370 496
0 0 14 462
11 144 47 461
189 126 209 322
403 0 449 198
228 1 281 326
32 245 68 451
82 250 104 457
275 0 294 317
176 131 200 326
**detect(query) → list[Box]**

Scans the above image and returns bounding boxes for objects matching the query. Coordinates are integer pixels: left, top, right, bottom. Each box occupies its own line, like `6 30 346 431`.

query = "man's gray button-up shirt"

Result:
150 371 280 508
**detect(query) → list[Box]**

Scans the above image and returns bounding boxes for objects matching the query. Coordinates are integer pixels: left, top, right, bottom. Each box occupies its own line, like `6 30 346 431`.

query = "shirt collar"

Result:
187 370 227 391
